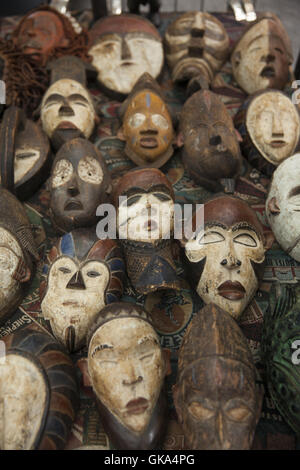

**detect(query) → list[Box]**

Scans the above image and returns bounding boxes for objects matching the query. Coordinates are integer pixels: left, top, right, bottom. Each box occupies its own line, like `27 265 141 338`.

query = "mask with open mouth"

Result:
49 138 111 233
87 302 169 449
40 229 125 352
182 195 273 320
235 89 300 176
231 13 293 95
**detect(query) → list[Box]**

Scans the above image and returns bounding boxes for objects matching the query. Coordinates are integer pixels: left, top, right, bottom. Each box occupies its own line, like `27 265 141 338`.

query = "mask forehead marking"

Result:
146 93 151 108
60 233 75 258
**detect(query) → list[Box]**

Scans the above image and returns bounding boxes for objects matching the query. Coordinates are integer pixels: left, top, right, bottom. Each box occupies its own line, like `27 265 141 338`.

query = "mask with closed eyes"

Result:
266 153 300 262
173 303 263 450
183 195 273 320
49 138 111 233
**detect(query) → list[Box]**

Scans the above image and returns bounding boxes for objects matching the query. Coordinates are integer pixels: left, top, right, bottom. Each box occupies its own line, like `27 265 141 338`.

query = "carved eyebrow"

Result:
91 344 113 357
289 186 300 198
231 222 257 235
138 336 159 346
44 93 64 105
68 94 89 103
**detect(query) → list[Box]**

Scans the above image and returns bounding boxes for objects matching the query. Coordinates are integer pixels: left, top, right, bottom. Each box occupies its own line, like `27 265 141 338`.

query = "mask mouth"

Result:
125 397 149 415
260 66 275 78
57 121 78 130
64 200 83 211
218 280 246 300
270 140 286 148
121 61 135 67
140 137 158 149
22 40 42 51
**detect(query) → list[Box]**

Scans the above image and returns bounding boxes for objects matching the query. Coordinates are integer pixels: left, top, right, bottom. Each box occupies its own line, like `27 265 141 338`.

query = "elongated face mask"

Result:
88 316 165 433
41 79 96 140
246 91 300 166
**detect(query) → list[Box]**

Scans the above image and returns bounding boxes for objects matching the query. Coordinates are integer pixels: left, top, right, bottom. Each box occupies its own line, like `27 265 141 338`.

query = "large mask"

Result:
0 188 38 325
0 106 51 199
40 229 125 352
183 196 273 320
231 14 293 95
266 153 300 262
235 90 300 176
164 12 229 87
40 56 97 151
173 303 262 450
49 138 111 233
0 327 79 449
118 73 175 168
87 302 168 449
88 14 164 98
113 167 180 294
178 90 242 192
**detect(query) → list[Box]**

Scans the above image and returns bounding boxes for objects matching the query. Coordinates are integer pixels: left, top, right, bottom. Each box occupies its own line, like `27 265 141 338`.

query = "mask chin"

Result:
51 128 84 151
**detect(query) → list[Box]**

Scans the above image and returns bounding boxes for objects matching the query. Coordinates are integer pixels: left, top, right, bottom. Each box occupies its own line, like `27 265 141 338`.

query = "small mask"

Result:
235 90 300 176
118 73 175 168
113 167 180 294
88 14 163 97
231 14 293 95
49 138 111 233
40 229 125 352
178 90 242 192
0 188 38 325
266 153 300 261
87 302 168 449
173 303 262 450
0 106 51 199
0 327 79 449
164 12 229 86
183 196 273 320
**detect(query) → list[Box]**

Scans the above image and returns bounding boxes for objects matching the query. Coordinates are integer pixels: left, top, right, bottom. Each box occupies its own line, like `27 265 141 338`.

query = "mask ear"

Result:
117 126 126 141
173 383 183 423
185 239 205 263
13 257 31 283
176 132 184 148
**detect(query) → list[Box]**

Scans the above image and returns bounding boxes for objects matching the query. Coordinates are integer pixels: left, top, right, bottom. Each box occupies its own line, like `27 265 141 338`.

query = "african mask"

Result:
0 188 38 325
266 153 300 262
40 229 125 352
87 302 168 449
0 106 51 200
183 196 273 320
88 14 163 98
235 90 300 176
178 90 242 192
164 12 229 87
49 138 111 233
113 167 180 294
0 327 79 449
173 303 262 450
41 56 97 151
231 14 293 95
118 73 175 168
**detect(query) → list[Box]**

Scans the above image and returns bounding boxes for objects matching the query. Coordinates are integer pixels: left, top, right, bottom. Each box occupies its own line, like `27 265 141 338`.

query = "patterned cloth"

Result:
0 10 299 450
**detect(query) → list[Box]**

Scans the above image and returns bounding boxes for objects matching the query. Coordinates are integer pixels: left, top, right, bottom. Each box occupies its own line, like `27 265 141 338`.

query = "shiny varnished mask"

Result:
41 79 96 141
231 16 293 95
246 91 300 166
165 11 229 83
120 90 174 167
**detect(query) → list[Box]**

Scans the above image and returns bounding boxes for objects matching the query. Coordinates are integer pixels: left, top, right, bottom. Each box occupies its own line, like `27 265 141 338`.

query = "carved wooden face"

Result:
49 139 109 233
41 79 96 140
266 153 300 261
88 316 165 433
14 11 69 63
0 354 47 449
165 12 229 83
246 91 300 166
231 18 292 95
89 22 163 96
121 90 174 167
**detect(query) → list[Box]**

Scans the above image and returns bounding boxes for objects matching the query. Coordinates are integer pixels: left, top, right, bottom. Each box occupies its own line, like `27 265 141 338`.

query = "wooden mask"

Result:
88 14 163 98
41 56 97 151
173 303 262 450
231 14 293 95
49 138 111 233
0 106 51 200
0 327 79 449
40 229 125 352
179 90 242 192
113 167 180 294
87 302 168 449
118 73 175 168
0 188 38 325
266 152 300 262
164 12 229 86
183 196 272 320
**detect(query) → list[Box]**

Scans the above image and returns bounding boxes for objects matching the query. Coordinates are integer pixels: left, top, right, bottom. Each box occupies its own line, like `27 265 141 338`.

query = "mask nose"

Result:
209 135 222 146
261 53 275 63
66 270 86 290
122 361 143 386
121 38 132 61
59 100 75 117
68 184 80 197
